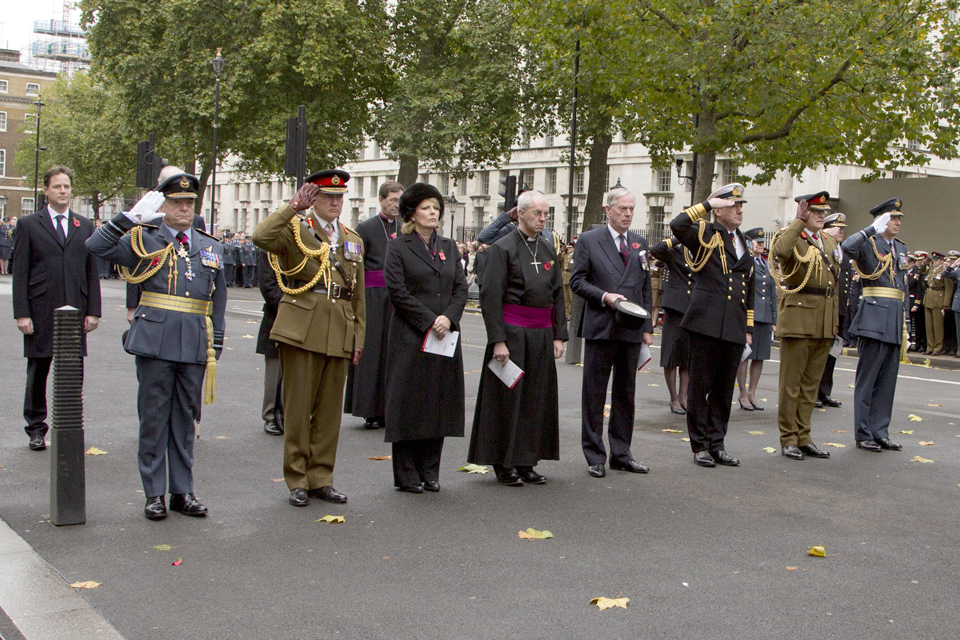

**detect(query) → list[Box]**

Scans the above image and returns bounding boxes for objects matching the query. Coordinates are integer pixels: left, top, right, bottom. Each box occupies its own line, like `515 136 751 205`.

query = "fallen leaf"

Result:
368 455 392 460
215 435 230 440
908 414 923 422
822 442 847 448
833 430 848 433
847 384 855 388
759 398 767 402
152 544 181 551
603 411 610 417
316 515 346 524
70 581 101 589
808 546 826 557
172 558 182 566
786 567 798 571
747 430 764 435
682 437 690 442
241 334 255 338
662 429 682 433
919 441 934 446
818 408 827 412
590 596 629 611
912 456 935 463
762 447 777 453
927 404 942 407
458 463 490 474
84 447 107 456
272 478 284 482
648 384 659 387
899 430 914 435
518 528 553 540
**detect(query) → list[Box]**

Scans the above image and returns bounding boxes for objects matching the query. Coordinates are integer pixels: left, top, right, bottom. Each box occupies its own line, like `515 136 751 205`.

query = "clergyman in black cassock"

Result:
468 191 567 486
345 181 404 428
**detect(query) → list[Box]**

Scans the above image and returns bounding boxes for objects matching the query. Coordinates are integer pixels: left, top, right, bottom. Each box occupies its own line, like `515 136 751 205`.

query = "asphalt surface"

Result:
2 278 960 639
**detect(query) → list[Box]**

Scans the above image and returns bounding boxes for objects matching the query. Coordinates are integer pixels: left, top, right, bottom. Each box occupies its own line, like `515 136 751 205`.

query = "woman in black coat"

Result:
383 183 468 493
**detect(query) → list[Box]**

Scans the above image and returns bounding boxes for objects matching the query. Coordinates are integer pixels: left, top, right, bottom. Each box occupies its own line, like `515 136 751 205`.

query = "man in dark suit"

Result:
570 187 653 478
12 165 101 450
670 183 754 468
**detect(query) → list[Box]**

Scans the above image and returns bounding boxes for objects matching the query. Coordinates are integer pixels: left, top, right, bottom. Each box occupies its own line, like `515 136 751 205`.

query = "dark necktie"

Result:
55 215 66 245
618 235 628 266
177 231 189 253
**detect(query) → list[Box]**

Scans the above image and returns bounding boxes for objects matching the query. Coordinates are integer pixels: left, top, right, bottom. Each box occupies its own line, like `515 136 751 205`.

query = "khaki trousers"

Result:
777 337 831 447
925 306 944 352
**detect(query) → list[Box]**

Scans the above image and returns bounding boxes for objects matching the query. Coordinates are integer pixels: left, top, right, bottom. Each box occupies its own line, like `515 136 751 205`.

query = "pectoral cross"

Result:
530 257 541 273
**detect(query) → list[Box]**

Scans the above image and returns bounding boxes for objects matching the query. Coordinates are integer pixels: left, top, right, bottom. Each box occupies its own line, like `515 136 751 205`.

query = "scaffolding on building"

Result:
25 2 90 74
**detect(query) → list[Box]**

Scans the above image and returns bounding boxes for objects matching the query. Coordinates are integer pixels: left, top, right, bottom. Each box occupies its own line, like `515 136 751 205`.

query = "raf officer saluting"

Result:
252 170 365 507
87 173 226 520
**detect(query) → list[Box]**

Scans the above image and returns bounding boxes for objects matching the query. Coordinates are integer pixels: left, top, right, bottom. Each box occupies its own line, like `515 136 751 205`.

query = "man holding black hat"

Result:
252 169 365 507
768 192 839 460
87 172 226 519
842 197 908 452
669 183 754 468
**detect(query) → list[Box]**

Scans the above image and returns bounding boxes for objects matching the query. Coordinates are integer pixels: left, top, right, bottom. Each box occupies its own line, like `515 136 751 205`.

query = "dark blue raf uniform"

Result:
841 198 907 452
86 174 227 519
744 227 776 361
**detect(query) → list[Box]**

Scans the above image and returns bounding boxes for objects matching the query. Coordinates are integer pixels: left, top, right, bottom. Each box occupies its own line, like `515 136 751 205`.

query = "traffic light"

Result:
135 133 167 189
498 174 517 214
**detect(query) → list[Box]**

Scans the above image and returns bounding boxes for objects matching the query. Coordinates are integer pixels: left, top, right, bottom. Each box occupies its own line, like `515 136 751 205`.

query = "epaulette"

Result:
195 227 218 240
139 223 160 230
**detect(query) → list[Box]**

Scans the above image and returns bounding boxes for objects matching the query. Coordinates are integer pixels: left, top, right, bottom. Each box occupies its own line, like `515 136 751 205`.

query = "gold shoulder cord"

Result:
268 217 332 295
768 230 823 295
851 237 893 282
118 226 179 294
683 220 727 274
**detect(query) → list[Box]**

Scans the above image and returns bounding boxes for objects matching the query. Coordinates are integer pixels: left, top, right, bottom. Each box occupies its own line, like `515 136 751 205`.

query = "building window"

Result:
25 83 40 96
372 141 380 159
521 132 531 149
355 176 364 197
545 168 557 194
649 205 665 230
264 183 271 201
519 170 533 191
368 206 377 217
473 205 485 224
439 173 450 195
0 149 5 177
0 80 8 93
544 134 554 148
480 171 489 195
358 145 365 161
574 169 585 193
0 112 6 132
547 206 556 230
369 175 379 198
457 177 467 196
722 161 739 185
656 168 671 192
24 114 37 134
253 183 260 201
234 184 240 200
605 167 611 191
22 197 35 214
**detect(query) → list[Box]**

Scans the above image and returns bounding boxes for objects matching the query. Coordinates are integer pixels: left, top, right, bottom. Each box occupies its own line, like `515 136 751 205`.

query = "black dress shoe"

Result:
263 420 283 436
289 488 309 507
28 434 46 451
799 443 831 458
610 459 649 474
397 484 424 493
856 440 882 452
169 493 208 516
423 480 440 492
694 451 716 467
587 464 606 478
711 450 740 466
738 399 754 411
821 397 842 408
876 437 903 451
144 496 167 520
814 400 823 408
495 467 524 486
516 467 546 484
310 486 348 503
781 444 805 460
364 417 384 430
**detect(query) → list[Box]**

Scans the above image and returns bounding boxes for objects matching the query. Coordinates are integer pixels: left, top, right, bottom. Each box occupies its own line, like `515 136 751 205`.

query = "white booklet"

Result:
638 343 652 371
421 330 459 358
487 358 524 389
740 343 752 364
829 335 843 358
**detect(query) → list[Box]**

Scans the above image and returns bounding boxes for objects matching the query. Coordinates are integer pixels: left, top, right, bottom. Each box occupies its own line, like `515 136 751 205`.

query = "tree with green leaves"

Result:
14 71 136 219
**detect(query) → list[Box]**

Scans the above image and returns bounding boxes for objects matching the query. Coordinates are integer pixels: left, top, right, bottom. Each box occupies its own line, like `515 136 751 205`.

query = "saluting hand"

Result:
795 199 810 222
707 197 736 210
289 183 319 211
124 191 165 225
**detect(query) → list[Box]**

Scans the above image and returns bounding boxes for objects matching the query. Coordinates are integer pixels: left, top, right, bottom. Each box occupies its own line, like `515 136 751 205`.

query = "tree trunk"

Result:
580 128 614 231
397 155 419 188
91 191 101 220
693 110 718 203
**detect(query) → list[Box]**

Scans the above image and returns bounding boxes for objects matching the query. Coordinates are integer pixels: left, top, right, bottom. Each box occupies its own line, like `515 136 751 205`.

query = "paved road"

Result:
1 279 959 639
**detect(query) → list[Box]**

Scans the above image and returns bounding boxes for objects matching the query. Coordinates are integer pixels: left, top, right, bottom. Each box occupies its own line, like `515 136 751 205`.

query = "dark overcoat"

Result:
256 247 282 357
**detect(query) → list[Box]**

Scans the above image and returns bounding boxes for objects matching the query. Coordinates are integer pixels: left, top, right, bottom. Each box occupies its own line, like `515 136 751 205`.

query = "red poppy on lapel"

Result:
390 232 397 239
632 242 640 249
438 251 446 261
150 257 161 267
544 261 552 271
72 218 80 227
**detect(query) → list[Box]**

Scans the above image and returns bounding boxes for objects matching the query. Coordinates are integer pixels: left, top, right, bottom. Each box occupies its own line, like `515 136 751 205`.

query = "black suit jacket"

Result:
570 225 653 341
12 207 101 357
649 237 695 315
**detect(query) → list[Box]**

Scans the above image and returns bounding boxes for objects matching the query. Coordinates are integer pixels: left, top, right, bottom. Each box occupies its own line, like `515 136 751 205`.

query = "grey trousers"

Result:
853 338 899 442
261 355 282 422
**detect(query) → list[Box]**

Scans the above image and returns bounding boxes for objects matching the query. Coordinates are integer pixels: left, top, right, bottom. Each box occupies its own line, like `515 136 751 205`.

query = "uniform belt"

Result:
862 286 905 301
291 280 353 300
800 286 834 297
139 291 217 403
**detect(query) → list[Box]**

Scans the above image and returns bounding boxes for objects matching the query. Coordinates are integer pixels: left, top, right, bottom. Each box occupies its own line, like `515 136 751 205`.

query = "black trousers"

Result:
818 354 837 400
685 330 741 453
23 356 53 438
392 438 443 487
581 339 642 466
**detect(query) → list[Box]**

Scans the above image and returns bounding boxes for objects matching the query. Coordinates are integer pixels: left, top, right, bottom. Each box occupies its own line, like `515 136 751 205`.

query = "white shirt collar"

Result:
49 207 69 234
163 223 192 248
607 224 628 245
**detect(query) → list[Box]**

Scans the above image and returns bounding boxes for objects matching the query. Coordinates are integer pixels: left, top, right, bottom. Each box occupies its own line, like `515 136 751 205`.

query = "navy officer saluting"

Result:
87 173 226 520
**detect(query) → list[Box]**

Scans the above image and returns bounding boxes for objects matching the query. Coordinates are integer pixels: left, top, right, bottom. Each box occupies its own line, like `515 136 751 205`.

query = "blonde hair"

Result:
401 220 417 235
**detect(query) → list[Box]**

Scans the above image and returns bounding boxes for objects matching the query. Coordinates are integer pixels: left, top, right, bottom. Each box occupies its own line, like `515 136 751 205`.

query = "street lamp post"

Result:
446 194 459 241
210 48 225 233
33 98 44 205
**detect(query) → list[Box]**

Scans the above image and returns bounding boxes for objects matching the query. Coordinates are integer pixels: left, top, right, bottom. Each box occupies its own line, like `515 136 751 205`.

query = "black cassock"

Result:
344 214 399 419
468 229 568 468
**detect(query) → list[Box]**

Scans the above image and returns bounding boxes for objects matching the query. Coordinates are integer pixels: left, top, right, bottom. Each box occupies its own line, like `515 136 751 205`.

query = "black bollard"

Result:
565 293 585 365
50 305 86 526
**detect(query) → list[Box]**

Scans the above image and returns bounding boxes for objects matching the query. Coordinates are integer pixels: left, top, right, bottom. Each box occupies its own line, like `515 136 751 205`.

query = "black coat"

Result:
383 232 468 443
649 237 695 315
256 248 282 357
12 208 101 358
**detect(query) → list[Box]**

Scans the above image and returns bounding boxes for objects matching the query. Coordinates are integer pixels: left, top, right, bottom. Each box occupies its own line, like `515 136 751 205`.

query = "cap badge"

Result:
758 230 764 237
732 185 743 197
179 177 190 188
331 176 341 185
895 198 902 208
815 195 826 204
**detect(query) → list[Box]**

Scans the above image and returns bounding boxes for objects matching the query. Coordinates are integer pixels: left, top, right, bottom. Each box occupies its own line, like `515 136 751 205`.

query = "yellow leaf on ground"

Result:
682 437 690 442
847 384 855 388
84 447 107 456
919 441 934 446
368 455 392 460
70 581 101 589
833 430 848 433
927 404 942 407
786 567 798 571
648 384 659 387
899 430 914 435
808 546 826 557
518 528 553 540
662 429 682 433
908 414 923 422
458 464 490 474
152 544 181 551
912 456 935 463
747 431 764 435
823 443 846 448
316 515 345 524
590 596 629 611
759 398 767 402
241 335 255 338
762 447 777 453
215 435 230 440
272 478 284 482
818 409 827 412
603 412 610 417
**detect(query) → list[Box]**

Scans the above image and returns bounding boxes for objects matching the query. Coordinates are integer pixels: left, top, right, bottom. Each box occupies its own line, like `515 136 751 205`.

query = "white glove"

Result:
871 212 890 235
123 191 165 225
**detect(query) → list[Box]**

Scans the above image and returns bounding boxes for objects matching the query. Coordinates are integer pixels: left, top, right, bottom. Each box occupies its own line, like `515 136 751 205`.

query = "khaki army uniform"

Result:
923 263 947 353
561 249 573 318
770 218 840 448
252 203 366 491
